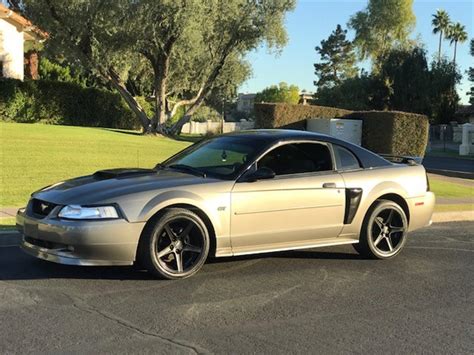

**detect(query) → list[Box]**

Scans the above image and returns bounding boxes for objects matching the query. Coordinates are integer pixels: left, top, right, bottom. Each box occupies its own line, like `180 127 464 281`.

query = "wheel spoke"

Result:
374 217 384 229
386 209 395 225
183 243 202 254
390 226 404 234
386 236 394 252
164 224 176 241
157 245 173 259
179 221 194 239
374 233 384 247
175 252 183 272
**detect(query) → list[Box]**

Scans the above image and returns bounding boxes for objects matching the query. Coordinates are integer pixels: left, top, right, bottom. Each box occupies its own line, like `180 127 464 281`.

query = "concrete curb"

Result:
426 168 474 180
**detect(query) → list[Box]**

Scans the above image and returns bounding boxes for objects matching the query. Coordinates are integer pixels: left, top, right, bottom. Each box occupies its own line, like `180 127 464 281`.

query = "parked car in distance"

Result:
17 130 435 279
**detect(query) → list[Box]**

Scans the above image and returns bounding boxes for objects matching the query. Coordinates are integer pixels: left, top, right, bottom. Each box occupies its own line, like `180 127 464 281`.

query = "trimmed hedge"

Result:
254 103 429 157
0 78 144 129
344 111 429 157
254 103 352 130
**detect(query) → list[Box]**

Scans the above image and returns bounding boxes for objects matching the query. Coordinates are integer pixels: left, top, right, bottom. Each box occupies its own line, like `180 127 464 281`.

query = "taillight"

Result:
426 172 430 191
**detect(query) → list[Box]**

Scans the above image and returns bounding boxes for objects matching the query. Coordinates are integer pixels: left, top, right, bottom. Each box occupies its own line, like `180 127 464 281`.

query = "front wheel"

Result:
138 208 210 279
355 200 408 259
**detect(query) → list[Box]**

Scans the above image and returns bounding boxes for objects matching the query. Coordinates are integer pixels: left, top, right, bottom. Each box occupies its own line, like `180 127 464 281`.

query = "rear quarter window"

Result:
333 145 361 171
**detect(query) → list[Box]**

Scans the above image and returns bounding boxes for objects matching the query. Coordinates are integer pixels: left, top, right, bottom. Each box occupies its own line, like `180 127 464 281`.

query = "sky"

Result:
240 0 473 104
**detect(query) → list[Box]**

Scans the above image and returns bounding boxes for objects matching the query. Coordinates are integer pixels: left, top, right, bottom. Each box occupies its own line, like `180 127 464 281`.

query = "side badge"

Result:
217 206 226 212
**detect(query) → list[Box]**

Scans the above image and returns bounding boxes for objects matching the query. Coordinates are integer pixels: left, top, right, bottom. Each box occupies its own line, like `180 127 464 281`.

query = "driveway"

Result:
1 222 473 354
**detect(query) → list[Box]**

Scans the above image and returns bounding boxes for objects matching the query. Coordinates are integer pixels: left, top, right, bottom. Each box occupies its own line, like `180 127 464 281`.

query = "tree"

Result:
348 0 416 69
313 72 376 110
447 22 468 65
22 0 295 135
378 47 431 114
468 39 474 104
39 57 86 86
429 58 461 124
431 9 451 62
313 24 357 89
6 0 22 12
254 82 300 104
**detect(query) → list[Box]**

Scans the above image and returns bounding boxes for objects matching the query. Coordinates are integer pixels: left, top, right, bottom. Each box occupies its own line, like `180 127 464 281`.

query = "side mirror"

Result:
241 167 276 182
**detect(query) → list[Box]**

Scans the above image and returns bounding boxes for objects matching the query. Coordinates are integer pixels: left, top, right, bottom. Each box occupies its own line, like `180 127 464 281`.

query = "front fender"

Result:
137 189 232 256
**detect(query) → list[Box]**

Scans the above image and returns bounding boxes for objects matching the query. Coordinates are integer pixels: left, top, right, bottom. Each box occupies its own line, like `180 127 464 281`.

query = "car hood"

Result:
32 168 220 205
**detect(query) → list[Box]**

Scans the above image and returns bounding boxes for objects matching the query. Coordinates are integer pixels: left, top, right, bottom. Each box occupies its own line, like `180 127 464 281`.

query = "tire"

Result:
138 208 210 279
354 199 408 259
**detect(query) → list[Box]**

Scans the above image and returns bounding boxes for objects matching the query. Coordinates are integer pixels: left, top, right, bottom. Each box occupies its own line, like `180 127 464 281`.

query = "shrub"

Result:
254 103 352 130
254 103 429 157
344 111 429 157
0 78 141 130
192 105 222 122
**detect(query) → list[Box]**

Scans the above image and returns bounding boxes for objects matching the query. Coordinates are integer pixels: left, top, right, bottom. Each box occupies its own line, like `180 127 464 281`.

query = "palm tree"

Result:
447 22 468 65
432 9 451 62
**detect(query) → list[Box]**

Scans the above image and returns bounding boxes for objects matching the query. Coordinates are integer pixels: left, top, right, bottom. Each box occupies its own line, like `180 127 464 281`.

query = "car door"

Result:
230 141 346 254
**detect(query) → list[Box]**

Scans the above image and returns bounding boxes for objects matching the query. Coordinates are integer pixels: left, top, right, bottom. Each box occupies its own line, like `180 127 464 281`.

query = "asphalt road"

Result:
1 222 473 354
423 156 474 173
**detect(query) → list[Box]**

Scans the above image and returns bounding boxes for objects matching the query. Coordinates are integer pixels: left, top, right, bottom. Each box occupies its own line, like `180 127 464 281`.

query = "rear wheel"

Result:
354 200 408 259
138 208 210 279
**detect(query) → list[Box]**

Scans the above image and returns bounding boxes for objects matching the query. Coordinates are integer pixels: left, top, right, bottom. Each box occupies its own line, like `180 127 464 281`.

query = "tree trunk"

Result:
453 41 457 65
169 51 233 135
107 69 151 132
24 50 39 80
438 32 442 62
169 94 206 135
152 64 169 134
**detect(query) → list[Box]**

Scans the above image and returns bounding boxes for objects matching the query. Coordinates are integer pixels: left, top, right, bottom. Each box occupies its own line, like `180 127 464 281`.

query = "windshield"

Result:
163 136 266 180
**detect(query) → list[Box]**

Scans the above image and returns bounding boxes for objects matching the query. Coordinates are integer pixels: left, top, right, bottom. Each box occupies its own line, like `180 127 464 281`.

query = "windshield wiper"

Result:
167 164 207 178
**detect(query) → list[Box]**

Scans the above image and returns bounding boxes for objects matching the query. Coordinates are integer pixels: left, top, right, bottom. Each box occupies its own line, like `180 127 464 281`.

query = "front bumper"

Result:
16 209 146 266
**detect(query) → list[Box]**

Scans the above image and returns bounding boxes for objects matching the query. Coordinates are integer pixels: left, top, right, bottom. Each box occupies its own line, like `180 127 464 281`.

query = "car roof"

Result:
222 129 391 168
223 129 328 142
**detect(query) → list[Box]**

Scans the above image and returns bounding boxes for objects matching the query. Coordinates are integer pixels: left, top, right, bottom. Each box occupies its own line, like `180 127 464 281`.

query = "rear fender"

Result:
339 181 409 238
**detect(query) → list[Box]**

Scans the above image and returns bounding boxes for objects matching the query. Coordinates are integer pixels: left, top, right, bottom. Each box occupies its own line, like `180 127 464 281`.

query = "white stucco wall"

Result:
0 19 24 80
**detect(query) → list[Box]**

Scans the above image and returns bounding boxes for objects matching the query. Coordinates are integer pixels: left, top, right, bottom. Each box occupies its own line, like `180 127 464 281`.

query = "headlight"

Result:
58 205 119 220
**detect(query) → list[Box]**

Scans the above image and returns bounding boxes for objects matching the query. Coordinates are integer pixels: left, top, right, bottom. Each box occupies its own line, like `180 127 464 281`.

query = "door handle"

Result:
322 182 337 188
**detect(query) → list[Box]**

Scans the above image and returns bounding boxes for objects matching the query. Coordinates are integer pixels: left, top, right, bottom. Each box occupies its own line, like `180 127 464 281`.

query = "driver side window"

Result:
258 143 333 176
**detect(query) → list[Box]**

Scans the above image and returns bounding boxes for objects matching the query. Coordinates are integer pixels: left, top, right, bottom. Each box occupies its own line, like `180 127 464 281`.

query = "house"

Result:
0 4 47 80
455 105 474 124
236 93 256 113
299 92 314 105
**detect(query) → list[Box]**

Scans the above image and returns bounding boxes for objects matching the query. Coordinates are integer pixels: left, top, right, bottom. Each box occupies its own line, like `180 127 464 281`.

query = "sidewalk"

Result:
0 207 18 219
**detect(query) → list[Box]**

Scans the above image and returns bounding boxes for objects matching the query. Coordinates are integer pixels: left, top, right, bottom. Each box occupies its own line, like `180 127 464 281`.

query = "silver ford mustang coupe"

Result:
17 130 435 279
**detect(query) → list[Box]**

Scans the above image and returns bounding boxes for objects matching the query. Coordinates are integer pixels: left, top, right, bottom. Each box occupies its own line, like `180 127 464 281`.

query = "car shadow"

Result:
208 249 362 264
0 244 363 281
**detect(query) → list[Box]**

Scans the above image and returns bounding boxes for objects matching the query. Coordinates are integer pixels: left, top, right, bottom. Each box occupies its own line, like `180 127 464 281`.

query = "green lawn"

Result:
430 179 473 199
0 122 190 207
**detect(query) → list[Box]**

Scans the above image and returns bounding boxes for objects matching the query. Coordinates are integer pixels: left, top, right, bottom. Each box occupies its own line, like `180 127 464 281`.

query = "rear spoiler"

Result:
379 154 422 166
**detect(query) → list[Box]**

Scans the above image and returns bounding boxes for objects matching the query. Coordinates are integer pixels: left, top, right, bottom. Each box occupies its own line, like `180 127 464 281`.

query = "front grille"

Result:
30 199 58 218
